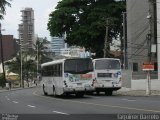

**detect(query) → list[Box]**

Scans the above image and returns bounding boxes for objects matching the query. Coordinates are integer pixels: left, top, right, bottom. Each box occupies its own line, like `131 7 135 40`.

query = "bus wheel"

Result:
43 85 48 96
76 92 84 97
53 86 56 97
96 91 100 95
105 90 113 96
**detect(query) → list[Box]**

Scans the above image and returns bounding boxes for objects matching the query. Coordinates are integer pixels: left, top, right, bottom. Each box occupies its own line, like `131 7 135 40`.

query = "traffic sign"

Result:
142 63 154 71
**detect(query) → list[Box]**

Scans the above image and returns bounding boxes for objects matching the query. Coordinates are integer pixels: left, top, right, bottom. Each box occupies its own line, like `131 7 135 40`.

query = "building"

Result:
0 35 19 73
51 37 64 55
60 43 70 56
0 35 19 62
157 0 160 80
127 0 157 79
18 8 35 50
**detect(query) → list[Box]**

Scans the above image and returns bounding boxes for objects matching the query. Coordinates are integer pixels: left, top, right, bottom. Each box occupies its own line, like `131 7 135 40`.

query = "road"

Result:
0 87 160 120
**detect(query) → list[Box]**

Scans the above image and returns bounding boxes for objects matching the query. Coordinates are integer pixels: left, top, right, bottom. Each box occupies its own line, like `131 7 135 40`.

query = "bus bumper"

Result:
95 87 121 91
63 87 85 92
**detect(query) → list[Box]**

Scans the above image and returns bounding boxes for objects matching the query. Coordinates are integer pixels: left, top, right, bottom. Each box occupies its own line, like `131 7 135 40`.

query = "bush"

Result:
0 74 5 87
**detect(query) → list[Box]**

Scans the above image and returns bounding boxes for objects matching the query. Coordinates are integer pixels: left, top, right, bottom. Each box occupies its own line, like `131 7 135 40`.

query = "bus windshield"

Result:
64 59 93 74
95 59 120 70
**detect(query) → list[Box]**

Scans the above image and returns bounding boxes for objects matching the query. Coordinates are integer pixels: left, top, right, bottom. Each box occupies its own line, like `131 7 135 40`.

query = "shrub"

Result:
0 74 5 87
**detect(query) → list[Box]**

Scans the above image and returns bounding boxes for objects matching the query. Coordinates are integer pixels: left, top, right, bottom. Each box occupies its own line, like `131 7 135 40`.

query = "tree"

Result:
5 52 36 83
32 37 53 76
0 0 11 19
5 53 21 74
33 37 52 64
48 0 126 57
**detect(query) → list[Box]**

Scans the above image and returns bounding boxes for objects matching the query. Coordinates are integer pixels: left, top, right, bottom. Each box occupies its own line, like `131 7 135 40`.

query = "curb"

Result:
0 86 37 93
114 90 160 97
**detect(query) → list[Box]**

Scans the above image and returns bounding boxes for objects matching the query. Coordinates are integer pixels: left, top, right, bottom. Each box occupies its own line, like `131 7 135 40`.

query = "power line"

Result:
128 38 147 59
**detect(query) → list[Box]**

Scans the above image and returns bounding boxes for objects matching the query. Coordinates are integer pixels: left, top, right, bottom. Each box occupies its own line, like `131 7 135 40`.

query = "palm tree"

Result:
33 37 53 76
34 37 52 64
5 53 21 74
0 0 11 19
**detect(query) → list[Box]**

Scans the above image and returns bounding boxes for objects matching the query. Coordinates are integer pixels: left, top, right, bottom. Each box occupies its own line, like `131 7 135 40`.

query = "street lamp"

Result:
20 42 29 88
0 23 6 86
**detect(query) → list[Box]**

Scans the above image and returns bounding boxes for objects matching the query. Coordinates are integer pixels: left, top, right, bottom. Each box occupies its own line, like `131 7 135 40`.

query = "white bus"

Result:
41 58 94 97
93 58 122 95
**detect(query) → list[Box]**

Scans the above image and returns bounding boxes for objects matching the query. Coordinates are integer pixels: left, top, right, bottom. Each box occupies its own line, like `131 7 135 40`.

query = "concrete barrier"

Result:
122 70 132 88
131 79 160 90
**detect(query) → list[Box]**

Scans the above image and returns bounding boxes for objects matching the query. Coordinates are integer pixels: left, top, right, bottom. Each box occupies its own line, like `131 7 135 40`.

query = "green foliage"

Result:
0 0 11 19
5 37 52 81
33 37 53 64
48 0 126 57
0 74 5 87
5 53 21 74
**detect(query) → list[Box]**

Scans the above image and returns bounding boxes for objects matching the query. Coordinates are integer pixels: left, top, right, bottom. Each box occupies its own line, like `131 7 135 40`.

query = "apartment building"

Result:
0 35 19 62
51 37 65 55
18 8 35 50
127 0 157 79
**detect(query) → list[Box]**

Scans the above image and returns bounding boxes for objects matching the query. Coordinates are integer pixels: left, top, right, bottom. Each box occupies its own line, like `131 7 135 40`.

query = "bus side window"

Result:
57 64 62 77
59 64 62 77
53 65 56 76
42 67 48 76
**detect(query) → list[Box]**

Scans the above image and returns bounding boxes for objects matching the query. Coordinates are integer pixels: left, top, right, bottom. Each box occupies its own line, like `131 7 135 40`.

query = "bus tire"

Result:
96 91 100 95
105 90 113 96
43 85 48 96
53 86 56 97
76 92 84 97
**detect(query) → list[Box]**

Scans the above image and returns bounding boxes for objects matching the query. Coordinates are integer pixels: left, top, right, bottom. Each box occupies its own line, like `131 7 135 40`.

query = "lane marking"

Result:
52 111 69 115
12 101 19 104
7 98 10 101
122 99 136 102
27 105 36 108
33 91 160 113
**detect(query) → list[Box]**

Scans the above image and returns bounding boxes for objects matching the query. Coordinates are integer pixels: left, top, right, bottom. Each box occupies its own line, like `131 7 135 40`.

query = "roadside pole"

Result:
0 23 6 86
145 0 152 96
142 63 154 95
103 18 109 58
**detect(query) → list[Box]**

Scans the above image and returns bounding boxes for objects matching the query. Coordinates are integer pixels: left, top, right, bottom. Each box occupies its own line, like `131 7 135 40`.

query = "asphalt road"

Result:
0 87 160 120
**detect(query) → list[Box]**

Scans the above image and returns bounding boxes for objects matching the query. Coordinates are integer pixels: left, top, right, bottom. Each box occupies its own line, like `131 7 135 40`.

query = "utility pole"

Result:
122 12 127 69
146 0 153 95
37 43 39 82
104 18 109 58
0 23 6 86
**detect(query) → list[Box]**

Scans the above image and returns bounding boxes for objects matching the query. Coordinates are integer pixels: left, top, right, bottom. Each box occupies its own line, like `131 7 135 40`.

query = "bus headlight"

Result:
113 73 118 78
64 80 68 87
118 77 122 83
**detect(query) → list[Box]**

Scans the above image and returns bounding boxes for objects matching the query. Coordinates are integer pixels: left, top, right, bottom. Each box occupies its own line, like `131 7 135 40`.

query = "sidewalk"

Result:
0 83 37 93
113 78 160 96
114 87 160 96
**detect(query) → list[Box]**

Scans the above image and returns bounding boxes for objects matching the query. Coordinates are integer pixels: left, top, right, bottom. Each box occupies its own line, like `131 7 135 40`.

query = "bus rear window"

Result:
64 58 93 74
95 59 120 70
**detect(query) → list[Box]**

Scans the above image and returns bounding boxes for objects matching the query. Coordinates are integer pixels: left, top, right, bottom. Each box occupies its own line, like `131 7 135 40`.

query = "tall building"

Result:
0 35 19 73
18 8 35 50
157 0 160 80
127 0 157 79
0 35 19 63
51 37 64 55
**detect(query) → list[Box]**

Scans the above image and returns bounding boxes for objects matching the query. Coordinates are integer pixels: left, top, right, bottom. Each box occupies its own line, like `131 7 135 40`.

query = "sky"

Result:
1 0 61 40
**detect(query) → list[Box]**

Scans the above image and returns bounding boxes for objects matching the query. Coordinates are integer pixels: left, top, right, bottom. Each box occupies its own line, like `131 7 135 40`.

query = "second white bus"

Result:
93 58 122 95
41 58 94 97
